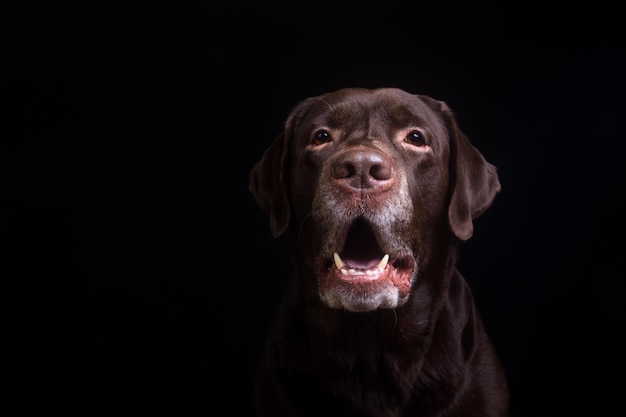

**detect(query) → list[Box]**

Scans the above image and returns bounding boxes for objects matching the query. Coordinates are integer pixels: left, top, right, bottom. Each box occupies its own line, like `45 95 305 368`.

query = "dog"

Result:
248 87 509 416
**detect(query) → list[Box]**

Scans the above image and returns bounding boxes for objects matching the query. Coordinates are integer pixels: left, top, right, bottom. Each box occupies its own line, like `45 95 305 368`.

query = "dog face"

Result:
250 88 500 312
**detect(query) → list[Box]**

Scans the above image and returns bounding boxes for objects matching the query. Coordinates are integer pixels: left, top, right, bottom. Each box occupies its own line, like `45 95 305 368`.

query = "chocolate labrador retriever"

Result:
249 87 509 416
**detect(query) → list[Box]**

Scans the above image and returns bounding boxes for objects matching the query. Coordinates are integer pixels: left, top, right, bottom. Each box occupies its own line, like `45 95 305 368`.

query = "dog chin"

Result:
320 287 406 312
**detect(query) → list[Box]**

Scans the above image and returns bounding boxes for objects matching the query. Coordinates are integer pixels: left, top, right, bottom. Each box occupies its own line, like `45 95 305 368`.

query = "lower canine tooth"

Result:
377 254 390 270
333 253 346 269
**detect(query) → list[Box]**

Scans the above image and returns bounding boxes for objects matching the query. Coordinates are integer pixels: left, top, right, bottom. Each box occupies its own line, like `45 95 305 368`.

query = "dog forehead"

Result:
297 88 439 130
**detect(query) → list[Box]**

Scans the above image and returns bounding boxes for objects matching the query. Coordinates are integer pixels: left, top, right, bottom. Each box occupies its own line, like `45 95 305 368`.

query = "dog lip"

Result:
325 253 413 281
319 254 415 306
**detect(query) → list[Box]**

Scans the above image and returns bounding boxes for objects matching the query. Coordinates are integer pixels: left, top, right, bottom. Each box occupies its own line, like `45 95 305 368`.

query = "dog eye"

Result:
404 131 426 147
312 130 333 145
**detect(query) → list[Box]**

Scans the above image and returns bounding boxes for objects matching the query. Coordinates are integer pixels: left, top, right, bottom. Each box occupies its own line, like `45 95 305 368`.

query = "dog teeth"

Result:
333 253 389 275
376 254 390 270
333 253 346 269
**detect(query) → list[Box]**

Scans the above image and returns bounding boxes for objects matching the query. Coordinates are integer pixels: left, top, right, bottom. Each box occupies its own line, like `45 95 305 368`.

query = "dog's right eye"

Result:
312 130 333 145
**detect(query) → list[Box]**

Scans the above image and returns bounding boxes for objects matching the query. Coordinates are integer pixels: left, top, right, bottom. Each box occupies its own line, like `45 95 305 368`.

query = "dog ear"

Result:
420 96 501 240
249 96 320 238
249 132 291 238
444 104 500 240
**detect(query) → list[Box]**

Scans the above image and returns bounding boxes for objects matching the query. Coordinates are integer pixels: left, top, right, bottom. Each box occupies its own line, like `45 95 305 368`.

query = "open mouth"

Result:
318 217 415 311
323 218 413 283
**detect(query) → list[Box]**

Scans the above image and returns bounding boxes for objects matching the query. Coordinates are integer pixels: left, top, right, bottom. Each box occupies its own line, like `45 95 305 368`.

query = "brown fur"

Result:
249 87 509 416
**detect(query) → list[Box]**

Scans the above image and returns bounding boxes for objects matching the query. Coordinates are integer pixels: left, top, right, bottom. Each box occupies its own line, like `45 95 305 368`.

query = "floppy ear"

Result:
249 132 291 238
419 96 501 240
443 103 501 240
249 96 320 238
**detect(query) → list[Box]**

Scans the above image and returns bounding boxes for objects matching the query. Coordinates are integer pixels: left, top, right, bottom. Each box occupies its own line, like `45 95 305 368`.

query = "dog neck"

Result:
269 251 474 414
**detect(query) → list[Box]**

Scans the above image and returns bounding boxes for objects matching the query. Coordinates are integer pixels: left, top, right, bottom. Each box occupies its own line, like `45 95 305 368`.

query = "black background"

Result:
3 1 625 416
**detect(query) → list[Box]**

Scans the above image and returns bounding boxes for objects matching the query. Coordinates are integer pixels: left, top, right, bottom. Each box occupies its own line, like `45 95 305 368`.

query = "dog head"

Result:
249 88 500 312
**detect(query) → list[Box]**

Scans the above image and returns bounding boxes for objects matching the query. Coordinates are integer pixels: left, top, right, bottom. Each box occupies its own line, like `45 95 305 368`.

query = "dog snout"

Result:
331 147 394 191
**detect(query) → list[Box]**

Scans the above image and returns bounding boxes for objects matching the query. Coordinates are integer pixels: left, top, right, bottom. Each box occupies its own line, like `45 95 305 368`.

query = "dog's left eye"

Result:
404 131 426 146
312 130 333 145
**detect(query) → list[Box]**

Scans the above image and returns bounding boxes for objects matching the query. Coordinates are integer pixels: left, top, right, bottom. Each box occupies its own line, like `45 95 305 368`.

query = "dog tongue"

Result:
333 253 389 271
344 258 380 269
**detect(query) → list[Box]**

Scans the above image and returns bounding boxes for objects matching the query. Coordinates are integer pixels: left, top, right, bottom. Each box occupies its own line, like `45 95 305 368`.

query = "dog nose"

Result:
331 148 393 190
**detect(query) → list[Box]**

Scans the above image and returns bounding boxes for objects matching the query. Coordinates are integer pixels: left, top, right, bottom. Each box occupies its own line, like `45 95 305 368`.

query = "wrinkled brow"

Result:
382 105 429 129
308 101 370 130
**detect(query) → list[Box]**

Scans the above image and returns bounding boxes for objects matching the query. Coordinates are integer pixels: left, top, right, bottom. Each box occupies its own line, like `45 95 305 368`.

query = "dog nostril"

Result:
332 151 393 188
332 162 356 179
369 160 392 181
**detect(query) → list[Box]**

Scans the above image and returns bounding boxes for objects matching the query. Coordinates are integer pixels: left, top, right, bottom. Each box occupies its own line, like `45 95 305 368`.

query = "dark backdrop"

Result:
3 2 625 416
